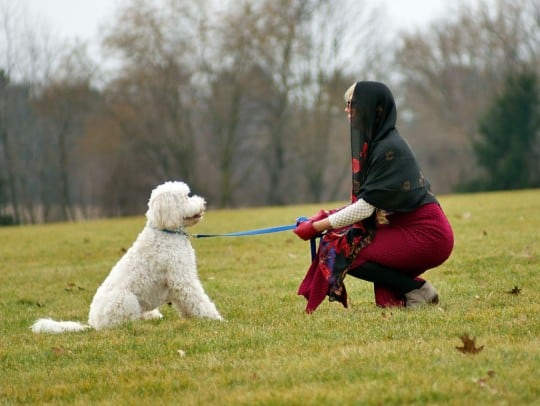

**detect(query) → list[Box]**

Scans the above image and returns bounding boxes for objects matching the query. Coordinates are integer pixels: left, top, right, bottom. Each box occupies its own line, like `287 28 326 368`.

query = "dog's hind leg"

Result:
89 290 143 330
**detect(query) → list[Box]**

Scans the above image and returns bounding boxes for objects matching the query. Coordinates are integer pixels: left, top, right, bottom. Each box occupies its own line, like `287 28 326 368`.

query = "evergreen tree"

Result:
472 70 540 191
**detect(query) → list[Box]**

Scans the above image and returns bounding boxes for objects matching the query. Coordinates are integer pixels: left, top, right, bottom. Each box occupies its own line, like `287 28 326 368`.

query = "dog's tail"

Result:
31 318 91 333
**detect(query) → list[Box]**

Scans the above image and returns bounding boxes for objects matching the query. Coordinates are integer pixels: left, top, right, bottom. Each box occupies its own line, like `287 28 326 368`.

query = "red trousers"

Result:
351 202 454 306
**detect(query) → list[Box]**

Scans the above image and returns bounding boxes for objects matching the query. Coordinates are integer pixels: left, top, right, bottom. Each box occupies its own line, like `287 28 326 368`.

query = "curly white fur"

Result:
31 181 223 333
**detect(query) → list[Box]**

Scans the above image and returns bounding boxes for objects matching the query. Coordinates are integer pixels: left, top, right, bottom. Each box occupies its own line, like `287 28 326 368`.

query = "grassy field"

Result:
1 190 539 405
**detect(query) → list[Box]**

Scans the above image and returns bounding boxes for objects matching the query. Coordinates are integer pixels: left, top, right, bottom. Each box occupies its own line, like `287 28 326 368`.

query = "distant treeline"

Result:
0 0 538 224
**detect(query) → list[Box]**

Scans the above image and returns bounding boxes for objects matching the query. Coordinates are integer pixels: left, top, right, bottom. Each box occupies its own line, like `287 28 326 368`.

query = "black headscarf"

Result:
349 81 437 211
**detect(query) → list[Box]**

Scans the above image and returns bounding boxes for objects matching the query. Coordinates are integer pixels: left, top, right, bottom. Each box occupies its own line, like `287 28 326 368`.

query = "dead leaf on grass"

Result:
456 334 484 354
505 286 522 295
65 282 85 292
16 298 45 307
51 346 70 356
381 311 393 320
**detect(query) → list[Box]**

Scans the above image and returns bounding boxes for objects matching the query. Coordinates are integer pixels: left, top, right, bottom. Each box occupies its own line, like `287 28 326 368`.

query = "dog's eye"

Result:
188 192 193 197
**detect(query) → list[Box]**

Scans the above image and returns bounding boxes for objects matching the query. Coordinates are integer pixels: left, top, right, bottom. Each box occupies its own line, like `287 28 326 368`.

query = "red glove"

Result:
294 220 320 241
309 209 328 222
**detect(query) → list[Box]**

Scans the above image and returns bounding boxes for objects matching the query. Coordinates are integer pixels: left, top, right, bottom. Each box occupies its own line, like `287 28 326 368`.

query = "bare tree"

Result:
394 0 540 192
201 0 369 206
0 2 25 223
194 2 279 207
0 0 61 223
251 0 321 205
289 0 389 203
102 0 206 194
0 69 19 222
32 46 96 221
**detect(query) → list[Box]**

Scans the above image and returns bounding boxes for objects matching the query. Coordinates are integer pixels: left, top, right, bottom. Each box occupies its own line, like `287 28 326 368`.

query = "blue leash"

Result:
193 223 297 238
193 217 318 260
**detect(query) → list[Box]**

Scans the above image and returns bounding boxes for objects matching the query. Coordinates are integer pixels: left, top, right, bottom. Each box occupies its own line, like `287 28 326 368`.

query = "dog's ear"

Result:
146 192 180 230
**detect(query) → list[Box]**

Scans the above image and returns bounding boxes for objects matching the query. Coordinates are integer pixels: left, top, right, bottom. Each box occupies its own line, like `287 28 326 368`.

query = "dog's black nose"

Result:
188 192 193 197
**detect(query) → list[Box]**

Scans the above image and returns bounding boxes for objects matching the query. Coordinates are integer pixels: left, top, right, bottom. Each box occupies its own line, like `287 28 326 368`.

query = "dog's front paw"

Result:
208 314 226 322
141 309 163 320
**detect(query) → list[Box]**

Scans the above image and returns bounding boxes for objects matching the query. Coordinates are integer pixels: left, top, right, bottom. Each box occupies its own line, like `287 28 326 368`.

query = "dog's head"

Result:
146 181 206 230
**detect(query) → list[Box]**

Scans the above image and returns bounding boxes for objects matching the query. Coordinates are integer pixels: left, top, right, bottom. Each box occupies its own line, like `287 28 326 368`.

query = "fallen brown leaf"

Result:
381 311 393 320
65 282 85 292
456 334 484 354
505 286 522 295
51 346 66 355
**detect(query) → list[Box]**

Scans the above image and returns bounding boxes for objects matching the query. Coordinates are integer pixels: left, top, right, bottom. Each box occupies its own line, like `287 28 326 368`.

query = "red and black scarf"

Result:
351 81 437 211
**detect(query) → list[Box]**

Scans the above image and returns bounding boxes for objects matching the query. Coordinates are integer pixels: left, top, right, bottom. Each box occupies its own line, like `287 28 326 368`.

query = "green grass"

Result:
1 190 539 405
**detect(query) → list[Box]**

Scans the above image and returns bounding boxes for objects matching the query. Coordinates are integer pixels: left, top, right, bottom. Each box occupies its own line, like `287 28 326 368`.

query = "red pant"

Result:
351 203 454 306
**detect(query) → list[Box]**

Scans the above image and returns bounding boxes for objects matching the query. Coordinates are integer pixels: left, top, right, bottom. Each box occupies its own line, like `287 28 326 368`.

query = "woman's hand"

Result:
309 209 328 222
293 220 319 241
293 214 332 240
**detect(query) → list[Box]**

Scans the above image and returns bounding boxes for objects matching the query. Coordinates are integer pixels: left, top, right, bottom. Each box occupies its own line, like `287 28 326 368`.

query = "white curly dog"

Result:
31 181 223 333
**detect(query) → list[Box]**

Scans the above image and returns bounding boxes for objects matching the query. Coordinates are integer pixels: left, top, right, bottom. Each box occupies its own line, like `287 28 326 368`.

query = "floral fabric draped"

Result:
297 218 375 313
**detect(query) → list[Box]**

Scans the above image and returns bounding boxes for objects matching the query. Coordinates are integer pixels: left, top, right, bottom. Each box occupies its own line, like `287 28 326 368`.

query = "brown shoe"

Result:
405 281 439 307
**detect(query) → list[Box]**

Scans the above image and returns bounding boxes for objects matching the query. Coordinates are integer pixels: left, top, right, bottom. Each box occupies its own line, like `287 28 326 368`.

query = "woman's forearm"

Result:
312 217 332 232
